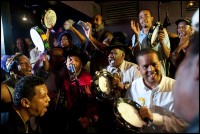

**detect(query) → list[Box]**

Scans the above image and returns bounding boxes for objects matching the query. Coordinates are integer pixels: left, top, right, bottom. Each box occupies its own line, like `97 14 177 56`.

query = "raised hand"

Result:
131 20 140 37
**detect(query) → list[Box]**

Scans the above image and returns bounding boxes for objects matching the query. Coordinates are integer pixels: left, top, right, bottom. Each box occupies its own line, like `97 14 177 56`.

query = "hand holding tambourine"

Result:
63 19 75 30
139 106 153 125
112 73 123 90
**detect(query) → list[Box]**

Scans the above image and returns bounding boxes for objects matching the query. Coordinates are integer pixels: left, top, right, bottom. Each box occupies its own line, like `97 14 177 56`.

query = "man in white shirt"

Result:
126 48 188 133
106 32 141 97
131 9 170 76
94 32 141 133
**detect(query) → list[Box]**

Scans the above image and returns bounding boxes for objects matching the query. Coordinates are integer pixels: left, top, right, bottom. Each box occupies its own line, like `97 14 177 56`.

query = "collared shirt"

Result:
132 29 148 48
126 76 188 133
106 60 141 90
132 27 171 76
126 76 175 110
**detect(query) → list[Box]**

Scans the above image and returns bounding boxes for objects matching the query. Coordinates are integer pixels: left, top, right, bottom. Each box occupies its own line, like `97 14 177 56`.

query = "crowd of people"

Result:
1 6 199 133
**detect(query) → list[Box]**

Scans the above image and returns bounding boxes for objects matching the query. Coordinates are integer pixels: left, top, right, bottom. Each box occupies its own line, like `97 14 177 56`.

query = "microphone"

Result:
69 63 76 74
69 63 78 82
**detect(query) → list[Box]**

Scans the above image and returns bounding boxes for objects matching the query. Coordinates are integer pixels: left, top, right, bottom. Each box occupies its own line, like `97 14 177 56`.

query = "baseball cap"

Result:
176 18 191 26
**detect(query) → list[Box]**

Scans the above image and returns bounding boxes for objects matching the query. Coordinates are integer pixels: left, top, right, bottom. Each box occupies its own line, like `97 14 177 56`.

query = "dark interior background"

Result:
9 1 92 43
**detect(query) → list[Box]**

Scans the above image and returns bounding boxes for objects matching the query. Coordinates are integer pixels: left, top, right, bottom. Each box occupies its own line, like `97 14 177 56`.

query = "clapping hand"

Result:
131 20 140 37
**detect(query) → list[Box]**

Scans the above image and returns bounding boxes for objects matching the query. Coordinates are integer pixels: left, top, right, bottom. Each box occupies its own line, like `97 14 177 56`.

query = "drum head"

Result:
151 25 159 45
44 9 57 29
98 75 112 95
113 98 146 132
93 69 115 101
30 26 49 52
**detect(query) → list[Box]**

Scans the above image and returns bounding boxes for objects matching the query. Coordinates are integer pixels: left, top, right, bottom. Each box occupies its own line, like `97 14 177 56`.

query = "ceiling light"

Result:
188 1 194 7
22 15 27 21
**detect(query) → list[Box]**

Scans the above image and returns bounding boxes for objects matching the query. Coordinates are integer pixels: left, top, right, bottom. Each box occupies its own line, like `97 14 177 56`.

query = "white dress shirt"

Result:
106 60 141 90
126 76 188 133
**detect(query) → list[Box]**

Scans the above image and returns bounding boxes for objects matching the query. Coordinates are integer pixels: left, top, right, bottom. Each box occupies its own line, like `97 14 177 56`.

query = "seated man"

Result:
1 75 50 133
126 48 188 133
105 32 141 97
94 32 141 133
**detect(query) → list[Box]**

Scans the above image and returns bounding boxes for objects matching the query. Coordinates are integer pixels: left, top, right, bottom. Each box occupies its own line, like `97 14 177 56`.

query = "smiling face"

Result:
28 84 50 117
177 21 192 38
137 53 162 88
139 10 153 29
60 35 71 48
16 39 24 52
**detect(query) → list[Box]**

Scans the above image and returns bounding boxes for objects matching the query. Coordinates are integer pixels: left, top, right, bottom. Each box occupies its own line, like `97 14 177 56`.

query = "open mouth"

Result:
109 59 114 64
44 104 49 111
179 32 185 37
25 69 33 75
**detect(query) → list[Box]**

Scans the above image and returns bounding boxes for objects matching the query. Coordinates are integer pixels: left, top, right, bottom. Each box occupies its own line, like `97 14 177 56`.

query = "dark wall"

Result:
7 1 92 53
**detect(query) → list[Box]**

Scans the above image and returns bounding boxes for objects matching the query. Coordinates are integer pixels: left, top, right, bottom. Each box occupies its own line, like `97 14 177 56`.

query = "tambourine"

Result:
63 19 75 30
147 22 163 47
113 98 148 133
30 26 50 52
93 69 116 101
41 9 57 29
